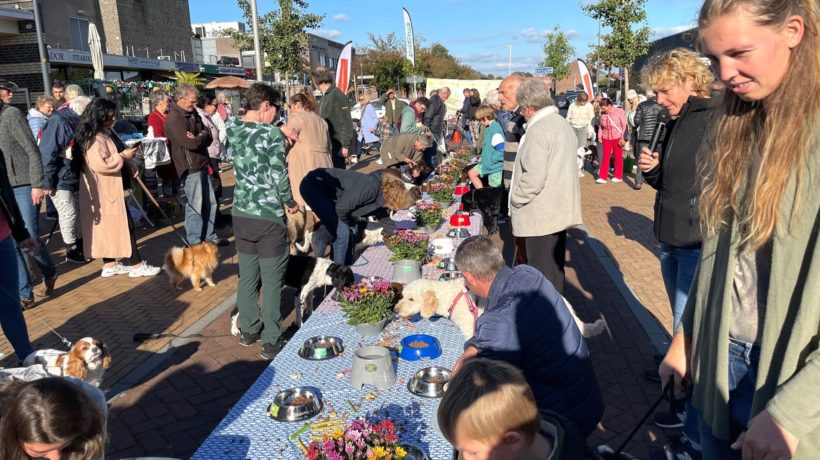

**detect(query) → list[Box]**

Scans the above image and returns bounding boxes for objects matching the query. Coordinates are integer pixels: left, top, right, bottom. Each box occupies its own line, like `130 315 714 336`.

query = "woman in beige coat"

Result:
76 98 160 278
282 92 333 208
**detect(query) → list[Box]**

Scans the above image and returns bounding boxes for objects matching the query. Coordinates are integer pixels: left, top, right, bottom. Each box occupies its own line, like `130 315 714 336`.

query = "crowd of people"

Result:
0 0 818 457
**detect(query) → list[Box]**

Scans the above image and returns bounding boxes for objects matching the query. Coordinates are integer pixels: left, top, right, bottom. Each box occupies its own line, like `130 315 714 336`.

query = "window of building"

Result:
328 57 336 69
319 50 327 67
69 17 90 52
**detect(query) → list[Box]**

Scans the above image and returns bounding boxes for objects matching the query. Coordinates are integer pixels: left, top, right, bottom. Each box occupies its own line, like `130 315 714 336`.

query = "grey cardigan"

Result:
0 103 44 188
509 106 582 237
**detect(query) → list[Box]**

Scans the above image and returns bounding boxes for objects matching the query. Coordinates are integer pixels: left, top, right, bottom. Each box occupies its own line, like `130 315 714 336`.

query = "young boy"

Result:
438 358 567 460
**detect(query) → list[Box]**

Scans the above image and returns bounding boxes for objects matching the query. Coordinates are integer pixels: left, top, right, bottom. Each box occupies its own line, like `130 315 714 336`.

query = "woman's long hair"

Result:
73 98 117 158
0 378 105 460
698 0 820 249
381 173 421 210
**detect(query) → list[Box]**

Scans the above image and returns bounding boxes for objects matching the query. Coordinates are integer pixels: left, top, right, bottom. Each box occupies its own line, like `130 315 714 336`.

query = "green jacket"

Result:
318 84 354 150
379 94 407 126
379 133 421 167
226 118 293 223
681 136 820 456
399 104 421 134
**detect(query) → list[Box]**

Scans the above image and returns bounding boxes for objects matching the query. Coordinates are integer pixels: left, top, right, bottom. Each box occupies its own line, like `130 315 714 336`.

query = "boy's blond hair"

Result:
438 358 539 446
474 104 496 121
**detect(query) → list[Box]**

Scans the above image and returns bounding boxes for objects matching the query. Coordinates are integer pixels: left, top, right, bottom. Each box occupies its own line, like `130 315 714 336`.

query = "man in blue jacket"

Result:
452 236 604 454
39 96 91 264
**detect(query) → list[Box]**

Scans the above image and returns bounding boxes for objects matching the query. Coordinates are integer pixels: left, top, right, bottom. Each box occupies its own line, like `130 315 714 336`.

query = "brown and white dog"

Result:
163 241 219 291
286 209 320 255
23 338 112 387
395 278 607 339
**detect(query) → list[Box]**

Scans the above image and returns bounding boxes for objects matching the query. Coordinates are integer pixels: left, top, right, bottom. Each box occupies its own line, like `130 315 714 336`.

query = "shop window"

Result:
70 17 90 52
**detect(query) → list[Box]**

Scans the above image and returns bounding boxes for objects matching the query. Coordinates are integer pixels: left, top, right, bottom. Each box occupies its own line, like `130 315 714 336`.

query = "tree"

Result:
582 0 650 100
486 73 495 79
225 0 323 88
542 26 576 82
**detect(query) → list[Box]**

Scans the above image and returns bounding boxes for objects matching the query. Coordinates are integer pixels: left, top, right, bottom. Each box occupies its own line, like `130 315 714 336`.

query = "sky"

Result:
188 0 704 76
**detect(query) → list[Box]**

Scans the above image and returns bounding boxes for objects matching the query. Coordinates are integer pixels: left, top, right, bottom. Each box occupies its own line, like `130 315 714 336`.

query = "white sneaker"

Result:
128 262 162 278
349 156 358 164
101 262 132 278
595 178 607 184
612 178 623 183
579 171 586 177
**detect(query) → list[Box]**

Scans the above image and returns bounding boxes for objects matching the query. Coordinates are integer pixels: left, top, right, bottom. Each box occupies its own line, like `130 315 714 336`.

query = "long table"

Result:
193 206 483 460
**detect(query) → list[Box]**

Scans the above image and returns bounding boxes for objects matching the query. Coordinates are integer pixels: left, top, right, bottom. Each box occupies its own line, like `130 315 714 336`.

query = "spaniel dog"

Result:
395 278 606 339
23 338 112 387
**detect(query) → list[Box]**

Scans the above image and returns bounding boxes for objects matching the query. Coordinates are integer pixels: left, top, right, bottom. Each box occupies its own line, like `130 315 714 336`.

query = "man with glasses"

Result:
164 84 222 246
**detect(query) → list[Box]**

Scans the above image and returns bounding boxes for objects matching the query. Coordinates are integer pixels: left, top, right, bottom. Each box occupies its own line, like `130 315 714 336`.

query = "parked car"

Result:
350 101 386 121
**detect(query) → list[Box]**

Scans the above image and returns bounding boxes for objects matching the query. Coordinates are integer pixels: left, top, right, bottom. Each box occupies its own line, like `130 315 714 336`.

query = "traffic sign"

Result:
405 76 425 83
356 75 375 80
534 66 554 76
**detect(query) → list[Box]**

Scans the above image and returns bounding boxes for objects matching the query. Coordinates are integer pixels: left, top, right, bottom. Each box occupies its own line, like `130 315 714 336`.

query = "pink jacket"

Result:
598 107 627 141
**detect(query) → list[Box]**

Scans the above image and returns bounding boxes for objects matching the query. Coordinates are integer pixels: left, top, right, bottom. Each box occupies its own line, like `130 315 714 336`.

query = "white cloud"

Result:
519 28 548 43
565 29 580 40
470 55 544 75
332 13 349 22
650 23 696 40
312 29 344 40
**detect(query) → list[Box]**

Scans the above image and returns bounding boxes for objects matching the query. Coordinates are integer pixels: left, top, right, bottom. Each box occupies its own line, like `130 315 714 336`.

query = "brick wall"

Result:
115 0 192 59
0 18 49 103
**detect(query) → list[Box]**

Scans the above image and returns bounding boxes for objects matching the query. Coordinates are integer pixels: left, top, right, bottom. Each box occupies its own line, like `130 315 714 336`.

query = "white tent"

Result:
88 23 104 80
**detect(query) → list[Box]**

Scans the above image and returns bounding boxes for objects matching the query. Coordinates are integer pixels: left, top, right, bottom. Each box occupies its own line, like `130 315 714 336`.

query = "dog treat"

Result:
314 342 333 348
408 341 429 348
425 376 446 383
287 395 310 406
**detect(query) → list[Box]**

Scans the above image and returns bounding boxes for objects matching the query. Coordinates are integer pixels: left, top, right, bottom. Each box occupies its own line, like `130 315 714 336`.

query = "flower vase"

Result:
392 259 422 284
354 319 388 337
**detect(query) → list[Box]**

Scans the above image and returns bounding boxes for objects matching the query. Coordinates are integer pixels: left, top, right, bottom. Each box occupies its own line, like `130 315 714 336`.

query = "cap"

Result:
626 89 638 100
0 80 19 92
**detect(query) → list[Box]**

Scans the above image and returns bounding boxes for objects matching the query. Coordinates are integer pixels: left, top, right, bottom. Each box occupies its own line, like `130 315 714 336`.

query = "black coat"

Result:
633 98 664 142
0 149 31 242
301 168 396 233
644 96 713 247
423 95 447 135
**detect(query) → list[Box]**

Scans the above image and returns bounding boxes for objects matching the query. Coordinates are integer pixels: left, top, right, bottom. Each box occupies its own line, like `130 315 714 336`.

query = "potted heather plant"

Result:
414 201 443 231
428 181 455 205
305 418 410 459
339 277 395 336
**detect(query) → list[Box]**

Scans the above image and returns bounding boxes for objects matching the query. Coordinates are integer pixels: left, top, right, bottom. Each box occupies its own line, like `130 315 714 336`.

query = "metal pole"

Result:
507 43 512 76
31 0 50 94
251 0 264 80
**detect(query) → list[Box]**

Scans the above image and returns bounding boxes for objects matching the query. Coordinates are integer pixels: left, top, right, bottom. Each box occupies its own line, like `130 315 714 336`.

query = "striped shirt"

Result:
502 107 526 189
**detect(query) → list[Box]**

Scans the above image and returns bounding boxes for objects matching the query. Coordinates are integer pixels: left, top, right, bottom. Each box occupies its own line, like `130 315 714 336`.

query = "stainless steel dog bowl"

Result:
437 258 458 271
268 387 322 422
298 336 344 360
407 366 451 398
438 271 463 281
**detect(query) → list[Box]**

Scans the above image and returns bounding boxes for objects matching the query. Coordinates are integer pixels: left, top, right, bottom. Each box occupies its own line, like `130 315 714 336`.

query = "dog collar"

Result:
449 289 479 326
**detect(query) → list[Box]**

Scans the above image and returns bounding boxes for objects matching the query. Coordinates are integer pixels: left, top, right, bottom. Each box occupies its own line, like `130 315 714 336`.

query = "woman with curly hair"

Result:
300 168 420 265
659 0 820 458
0 377 105 460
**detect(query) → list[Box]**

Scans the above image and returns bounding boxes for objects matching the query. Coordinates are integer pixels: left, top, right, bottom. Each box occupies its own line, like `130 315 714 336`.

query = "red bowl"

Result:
454 185 470 196
449 211 471 227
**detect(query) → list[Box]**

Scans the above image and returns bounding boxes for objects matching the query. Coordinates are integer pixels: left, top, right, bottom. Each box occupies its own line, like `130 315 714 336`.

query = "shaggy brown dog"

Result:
286 209 320 255
163 242 219 291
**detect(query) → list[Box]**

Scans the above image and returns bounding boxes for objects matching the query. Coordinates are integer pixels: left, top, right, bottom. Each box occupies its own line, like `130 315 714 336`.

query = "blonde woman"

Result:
660 0 820 458
282 92 332 209
566 91 594 150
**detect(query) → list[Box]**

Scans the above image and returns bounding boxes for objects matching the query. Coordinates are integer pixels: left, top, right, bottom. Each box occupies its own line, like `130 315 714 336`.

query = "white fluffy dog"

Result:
395 278 606 339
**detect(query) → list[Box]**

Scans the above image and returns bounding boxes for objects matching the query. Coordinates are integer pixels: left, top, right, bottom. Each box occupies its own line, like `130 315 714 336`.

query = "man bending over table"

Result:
451 235 603 455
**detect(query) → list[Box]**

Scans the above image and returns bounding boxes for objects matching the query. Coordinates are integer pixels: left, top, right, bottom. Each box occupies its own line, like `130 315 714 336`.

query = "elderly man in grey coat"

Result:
509 78 582 294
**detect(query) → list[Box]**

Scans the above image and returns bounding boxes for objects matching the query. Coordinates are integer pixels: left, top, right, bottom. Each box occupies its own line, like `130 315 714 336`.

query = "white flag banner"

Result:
403 7 415 67
335 42 353 94
577 59 595 97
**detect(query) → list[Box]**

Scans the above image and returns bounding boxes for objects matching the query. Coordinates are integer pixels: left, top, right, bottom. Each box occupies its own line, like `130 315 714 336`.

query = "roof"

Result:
0 6 34 21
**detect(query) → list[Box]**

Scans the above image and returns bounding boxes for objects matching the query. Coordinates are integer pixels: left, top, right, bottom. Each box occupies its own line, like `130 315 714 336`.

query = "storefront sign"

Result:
176 62 201 72
244 68 256 78
202 64 219 74
48 49 92 65
47 48 174 70
218 66 245 76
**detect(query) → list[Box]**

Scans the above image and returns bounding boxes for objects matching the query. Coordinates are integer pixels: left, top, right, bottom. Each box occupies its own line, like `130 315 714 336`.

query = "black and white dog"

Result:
230 255 355 333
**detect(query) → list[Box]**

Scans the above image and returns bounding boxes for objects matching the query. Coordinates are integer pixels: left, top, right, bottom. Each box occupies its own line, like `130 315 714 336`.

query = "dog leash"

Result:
31 314 74 350
133 176 191 248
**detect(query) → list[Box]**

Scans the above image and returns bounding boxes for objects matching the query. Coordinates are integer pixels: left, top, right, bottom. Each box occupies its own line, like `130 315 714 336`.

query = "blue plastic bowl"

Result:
399 334 442 361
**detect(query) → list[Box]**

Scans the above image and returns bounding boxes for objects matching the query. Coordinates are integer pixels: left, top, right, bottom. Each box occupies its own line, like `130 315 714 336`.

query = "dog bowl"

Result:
437 258 458 271
298 336 344 360
446 227 471 239
431 238 455 255
268 387 322 422
399 334 442 361
438 271 463 282
453 184 470 196
407 366 451 398
350 346 396 389
449 210 472 227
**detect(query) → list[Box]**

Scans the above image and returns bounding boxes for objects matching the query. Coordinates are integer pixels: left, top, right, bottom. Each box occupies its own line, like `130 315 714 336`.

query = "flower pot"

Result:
354 319 388 337
392 259 421 284
350 346 396 389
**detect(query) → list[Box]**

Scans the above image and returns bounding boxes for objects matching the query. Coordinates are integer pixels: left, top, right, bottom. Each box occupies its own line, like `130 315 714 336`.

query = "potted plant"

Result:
339 277 396 336
384 230 429 263
428 181 455 205
414 201 443 231
305 418 409 459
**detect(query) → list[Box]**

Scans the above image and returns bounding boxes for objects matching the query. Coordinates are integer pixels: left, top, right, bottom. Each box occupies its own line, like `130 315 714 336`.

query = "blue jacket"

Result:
467 265 604 437
479 120 505 175
39 106 81 191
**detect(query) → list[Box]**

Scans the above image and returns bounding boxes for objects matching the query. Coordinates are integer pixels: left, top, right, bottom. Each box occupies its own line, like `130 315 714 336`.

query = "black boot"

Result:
66 240 90 264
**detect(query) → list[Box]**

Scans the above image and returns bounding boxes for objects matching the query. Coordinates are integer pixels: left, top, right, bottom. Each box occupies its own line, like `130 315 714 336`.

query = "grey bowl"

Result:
438 271 463 282
298 336 344 360
407 366 451 398
268 387 322 422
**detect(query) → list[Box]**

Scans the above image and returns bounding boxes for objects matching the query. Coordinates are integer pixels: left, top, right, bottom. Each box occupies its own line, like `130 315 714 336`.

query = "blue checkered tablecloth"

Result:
192 205 482 460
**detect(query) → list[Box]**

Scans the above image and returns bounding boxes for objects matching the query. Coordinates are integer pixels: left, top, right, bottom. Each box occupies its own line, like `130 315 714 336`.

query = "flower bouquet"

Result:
339 278 395 333
414 201 442 230
385 230 429 262
306 418 407 459
428 181 455 204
